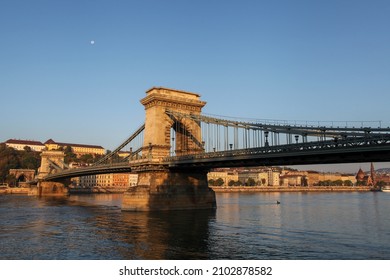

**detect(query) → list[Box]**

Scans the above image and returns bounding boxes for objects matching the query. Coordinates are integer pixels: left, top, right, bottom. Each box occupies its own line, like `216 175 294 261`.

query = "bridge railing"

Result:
164 134 390 163
44 161 134 181
166 110 390 155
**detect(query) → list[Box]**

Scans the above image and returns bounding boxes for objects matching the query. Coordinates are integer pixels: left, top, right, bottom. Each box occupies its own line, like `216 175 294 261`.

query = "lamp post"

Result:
172 137 175 156
264 131 269 147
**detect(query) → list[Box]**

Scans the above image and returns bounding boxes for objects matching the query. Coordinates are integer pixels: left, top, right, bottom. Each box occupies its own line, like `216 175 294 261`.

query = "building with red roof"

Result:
3 139 45 152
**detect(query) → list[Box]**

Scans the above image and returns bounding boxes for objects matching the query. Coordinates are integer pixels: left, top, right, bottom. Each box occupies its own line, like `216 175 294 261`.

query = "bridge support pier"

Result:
33 181 69 196
122 169 216 211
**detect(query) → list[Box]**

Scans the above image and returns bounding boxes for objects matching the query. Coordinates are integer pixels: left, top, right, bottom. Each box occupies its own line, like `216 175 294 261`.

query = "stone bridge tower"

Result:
122 87 216 211
140 87 206 159
36 150 68 196
37 150 66 179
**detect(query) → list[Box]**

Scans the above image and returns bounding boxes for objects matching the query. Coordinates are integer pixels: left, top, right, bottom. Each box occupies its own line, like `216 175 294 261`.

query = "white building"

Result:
75 173 138 188
3 139 45 152
238 168 280 186
207 170 239 185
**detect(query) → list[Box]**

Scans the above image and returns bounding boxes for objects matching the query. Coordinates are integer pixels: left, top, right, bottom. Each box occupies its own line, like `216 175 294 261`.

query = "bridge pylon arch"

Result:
36 150 68 196
140 87 206 159
122 87 216 211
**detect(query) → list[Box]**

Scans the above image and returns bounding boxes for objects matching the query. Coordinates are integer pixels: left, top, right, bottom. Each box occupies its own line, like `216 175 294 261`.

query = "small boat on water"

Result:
381 186 390 192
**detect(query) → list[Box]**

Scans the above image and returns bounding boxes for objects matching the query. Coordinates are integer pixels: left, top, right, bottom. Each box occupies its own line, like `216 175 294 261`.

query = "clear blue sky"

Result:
1 0 390 172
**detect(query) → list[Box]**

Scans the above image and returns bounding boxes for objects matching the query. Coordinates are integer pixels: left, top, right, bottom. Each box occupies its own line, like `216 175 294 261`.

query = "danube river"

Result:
1 192 390 259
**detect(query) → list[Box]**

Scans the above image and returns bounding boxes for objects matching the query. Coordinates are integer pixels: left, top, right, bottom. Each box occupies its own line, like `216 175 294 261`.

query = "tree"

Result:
228 180 235 186
343 180 353 186
64 146 77 163
356 180 367 186
234 180 243 186
0 144 41 183
215 178 224 186
5 174 16 187
333 180 344 186
20 148 40 170
23 146 32 153
208 179 215 186
318 180 332 186
110 153 121 163
246 178 256 186
0 144 19 182
376 181 387 188
79 154 94 164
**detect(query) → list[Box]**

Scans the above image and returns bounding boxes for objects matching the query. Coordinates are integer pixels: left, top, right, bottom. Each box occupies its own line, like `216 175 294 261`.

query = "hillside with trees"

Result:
0 144 41 184
1 143 108 184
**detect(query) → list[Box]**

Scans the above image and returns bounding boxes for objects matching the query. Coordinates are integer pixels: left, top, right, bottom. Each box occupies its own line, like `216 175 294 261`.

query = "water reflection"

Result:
67 195 215 259
1 192 390 259
117 210 215 259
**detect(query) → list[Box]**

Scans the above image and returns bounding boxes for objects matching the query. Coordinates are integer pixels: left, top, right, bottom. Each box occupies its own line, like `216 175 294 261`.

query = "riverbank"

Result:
0 187 30 195
68 186 128 194
211 186 372 192
1 186 373 195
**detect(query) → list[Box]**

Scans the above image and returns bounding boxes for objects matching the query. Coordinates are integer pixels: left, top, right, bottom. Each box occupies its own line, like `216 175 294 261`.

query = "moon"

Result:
90 40 95 45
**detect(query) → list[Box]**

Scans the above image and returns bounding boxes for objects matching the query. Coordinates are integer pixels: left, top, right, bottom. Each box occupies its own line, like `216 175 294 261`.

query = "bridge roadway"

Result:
44 162 133 181
166 135 390 168
43 135 390 181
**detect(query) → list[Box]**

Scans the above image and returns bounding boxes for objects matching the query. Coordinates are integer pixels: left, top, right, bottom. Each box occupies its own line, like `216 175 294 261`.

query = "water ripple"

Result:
1 193 390 259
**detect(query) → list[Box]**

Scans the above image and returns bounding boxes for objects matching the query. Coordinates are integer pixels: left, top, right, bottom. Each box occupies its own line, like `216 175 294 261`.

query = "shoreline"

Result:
211 186 372 192
0 186 374 195
0 187 30 195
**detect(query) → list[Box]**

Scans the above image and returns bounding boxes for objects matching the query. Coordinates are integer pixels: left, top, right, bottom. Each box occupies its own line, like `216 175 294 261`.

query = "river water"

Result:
1 192 389 260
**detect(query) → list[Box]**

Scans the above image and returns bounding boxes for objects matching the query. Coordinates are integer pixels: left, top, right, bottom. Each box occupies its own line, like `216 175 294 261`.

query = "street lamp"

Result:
264 131 269 147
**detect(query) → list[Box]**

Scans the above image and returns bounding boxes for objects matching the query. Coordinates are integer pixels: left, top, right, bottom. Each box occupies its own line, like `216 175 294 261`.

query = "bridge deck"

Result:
43 136 390 181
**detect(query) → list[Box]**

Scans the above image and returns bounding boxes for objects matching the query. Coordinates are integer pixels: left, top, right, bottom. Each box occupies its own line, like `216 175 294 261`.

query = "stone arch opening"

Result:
17 174 26 183
165 115 204 157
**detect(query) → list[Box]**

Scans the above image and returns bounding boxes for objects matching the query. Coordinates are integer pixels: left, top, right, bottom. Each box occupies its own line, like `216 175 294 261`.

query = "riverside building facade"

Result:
3 139 45 152
44 139 105 157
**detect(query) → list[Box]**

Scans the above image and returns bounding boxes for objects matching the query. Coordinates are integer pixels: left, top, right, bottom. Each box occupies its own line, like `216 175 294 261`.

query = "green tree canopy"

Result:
0 144 41 182
246 178 256 186
343 180 353 186
215 178 224 186
208 179 215 186
228 180 235 186
64 146 77 163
